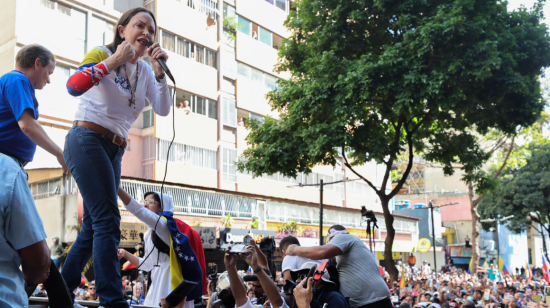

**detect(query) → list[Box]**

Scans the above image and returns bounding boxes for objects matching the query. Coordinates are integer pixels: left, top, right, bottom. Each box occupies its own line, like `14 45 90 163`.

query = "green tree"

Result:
479 141 550 260
237 0 550 281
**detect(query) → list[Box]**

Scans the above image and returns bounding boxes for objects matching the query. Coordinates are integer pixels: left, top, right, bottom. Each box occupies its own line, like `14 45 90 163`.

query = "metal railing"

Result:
177 0 219 17
29 175 77 199
120 179 257 219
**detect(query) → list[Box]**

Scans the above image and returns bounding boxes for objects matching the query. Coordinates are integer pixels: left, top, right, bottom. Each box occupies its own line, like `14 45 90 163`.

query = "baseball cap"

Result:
290 262 335 285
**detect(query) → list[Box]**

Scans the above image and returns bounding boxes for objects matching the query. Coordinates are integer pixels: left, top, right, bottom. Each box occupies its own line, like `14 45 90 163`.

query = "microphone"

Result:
147 41 175 83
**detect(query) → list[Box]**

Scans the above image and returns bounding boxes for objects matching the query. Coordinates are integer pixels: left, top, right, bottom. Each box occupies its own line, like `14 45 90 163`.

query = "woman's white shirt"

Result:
74 46 171 139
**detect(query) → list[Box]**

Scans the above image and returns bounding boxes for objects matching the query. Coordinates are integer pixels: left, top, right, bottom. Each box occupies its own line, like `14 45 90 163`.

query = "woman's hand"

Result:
146 42 169 76
106 41 136 70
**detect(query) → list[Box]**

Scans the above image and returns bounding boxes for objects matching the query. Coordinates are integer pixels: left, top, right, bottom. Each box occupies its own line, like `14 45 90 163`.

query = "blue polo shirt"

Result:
0 70 39 162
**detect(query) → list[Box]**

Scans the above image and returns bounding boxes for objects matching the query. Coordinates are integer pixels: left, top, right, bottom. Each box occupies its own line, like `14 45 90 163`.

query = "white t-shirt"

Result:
236 297 289 308
281 255 324 273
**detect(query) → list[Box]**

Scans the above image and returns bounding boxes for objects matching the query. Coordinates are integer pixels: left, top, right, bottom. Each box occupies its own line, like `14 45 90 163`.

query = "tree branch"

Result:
491 135 514 181
341 147 379 194
388 133 414 199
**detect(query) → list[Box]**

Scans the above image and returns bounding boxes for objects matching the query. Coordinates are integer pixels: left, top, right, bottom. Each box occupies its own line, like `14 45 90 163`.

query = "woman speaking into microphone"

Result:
62 7 170 308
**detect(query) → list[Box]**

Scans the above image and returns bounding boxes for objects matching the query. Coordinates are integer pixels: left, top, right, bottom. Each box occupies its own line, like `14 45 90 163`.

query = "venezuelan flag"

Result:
162 213 203 300
525 262 532 281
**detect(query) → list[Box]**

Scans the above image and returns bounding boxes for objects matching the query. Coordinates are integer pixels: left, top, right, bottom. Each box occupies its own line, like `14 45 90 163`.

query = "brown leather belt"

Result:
74 121 127 149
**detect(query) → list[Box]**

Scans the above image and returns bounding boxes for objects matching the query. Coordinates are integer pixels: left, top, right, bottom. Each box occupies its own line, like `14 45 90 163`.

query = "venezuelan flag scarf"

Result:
161 211 203 300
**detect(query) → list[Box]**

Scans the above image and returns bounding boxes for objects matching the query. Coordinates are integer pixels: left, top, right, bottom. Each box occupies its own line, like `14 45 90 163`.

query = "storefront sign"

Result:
377 251 402 260
417 238 431 253
120 223 149 248
195 227 217 249
449 246 473 257
219 228 276 249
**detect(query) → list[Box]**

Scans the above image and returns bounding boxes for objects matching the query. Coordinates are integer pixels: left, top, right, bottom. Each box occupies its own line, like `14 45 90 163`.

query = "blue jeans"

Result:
61 126 127 308
53 258 61 269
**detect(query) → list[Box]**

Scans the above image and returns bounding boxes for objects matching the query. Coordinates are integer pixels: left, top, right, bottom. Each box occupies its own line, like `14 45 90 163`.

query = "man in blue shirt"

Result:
0 44 69 308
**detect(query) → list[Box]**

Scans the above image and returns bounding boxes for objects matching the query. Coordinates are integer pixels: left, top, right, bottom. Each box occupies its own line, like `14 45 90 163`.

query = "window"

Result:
157 140 217 170
249 113 264 123
265 74 278 91
143 100 154 128
196 96 206 116
208 100 218 120
238 16 252 35
161 31 175 52
275 0 286 11
176 89 217 120
205 49 217 68
196 46 205 64
222 98 237 127
238 62 279 94
259 27 272 46
237 62 251 79
223 148 237 182
177 37 190 57
89 16 115 50
223 2 236 18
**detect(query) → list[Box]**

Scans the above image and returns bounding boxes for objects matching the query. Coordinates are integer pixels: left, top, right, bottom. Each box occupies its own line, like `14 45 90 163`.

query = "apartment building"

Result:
2 0 420 264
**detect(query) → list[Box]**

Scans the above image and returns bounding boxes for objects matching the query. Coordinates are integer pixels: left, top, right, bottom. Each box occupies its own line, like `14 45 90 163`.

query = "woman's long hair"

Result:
105 7 157 73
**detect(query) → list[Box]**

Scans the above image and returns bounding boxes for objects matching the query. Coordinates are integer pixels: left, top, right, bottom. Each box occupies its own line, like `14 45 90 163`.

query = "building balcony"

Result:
154 161 218 188
157 0 218 51
236 0 292 39
155 101 218 150
165 51 218 101
236 32 282 77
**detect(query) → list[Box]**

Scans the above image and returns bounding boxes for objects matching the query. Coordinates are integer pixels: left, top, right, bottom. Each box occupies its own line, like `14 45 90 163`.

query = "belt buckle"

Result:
112 134 123 146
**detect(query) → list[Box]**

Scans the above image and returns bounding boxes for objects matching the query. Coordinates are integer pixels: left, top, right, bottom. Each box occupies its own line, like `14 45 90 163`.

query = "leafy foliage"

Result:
236 0 550 280
223 16 240 41
221 214 234 228
479 142 550 237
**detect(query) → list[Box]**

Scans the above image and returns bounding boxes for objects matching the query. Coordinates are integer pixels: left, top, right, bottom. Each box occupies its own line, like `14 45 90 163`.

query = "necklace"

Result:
124 62 139 119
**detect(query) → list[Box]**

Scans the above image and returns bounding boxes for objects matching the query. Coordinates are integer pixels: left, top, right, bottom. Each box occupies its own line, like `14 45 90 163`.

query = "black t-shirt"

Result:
315 287 349 308
401 303 412 308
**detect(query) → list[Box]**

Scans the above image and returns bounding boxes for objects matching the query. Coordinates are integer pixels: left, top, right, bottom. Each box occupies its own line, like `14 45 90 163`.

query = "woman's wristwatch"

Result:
253 265 263 274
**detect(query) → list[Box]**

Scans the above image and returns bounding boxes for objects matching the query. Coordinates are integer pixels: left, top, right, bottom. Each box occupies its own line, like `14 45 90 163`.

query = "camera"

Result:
208 263 218 290
361 206 377 221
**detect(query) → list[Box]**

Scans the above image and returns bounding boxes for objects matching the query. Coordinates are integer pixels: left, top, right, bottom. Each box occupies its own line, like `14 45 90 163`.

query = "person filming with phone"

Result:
225 242 290 308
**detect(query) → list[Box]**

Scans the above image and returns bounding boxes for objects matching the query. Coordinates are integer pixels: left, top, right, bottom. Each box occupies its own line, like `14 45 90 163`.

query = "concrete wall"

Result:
442 220 472 245
236 32 289 78
155 106 218 151
423 166 469 193
155 161 218 188
121 127 144 178
0 0 16 76
35 194 78 244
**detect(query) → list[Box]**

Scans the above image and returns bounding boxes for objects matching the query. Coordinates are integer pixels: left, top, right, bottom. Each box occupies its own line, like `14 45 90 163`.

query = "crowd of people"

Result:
386 260 550 308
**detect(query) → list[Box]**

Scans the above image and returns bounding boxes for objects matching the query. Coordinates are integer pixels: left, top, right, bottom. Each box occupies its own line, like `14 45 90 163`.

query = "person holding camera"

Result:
225 245 289 308
289 261 349 308
285 225 391 308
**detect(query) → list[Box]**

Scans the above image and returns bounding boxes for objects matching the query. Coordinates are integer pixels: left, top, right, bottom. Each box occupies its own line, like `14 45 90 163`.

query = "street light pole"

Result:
480 215 514 270
429 201 437 279
319 179 324 245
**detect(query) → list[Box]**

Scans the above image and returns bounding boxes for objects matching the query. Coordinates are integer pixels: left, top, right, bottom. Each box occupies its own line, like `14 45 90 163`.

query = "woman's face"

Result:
118 12 156 57
143 194 162 214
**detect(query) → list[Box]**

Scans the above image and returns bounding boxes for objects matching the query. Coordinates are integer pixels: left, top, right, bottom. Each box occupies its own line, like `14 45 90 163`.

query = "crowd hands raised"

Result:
390 261 550 308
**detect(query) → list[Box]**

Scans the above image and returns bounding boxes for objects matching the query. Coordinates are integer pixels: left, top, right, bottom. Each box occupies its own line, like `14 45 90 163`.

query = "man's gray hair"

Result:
16 44 55 69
